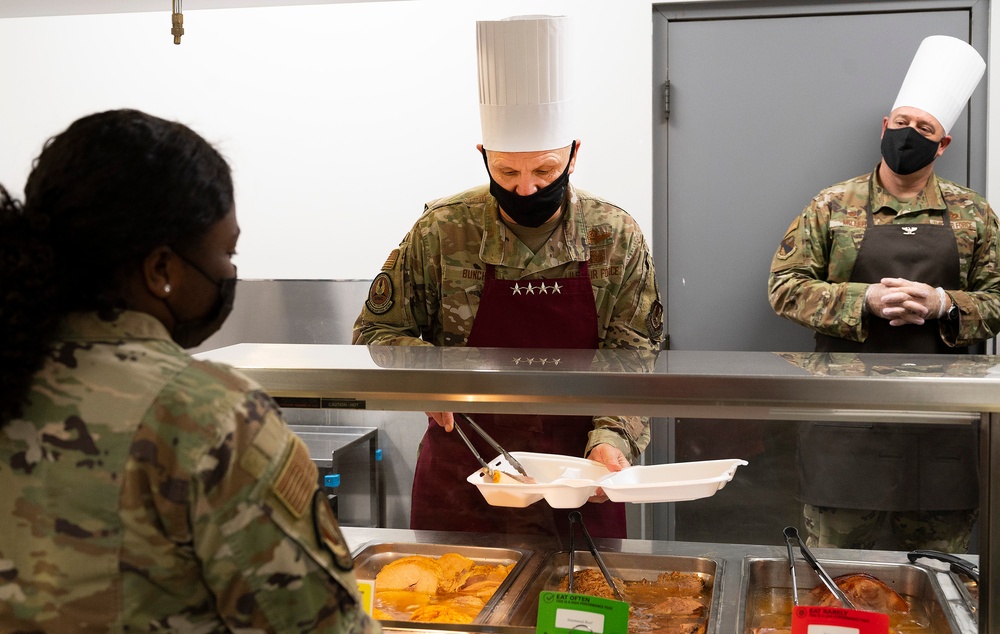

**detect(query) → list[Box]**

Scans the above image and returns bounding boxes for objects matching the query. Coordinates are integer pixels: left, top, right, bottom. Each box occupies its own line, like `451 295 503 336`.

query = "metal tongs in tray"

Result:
783 526 858 610
453 413 529 479
907 549 980 584
567 511 626 602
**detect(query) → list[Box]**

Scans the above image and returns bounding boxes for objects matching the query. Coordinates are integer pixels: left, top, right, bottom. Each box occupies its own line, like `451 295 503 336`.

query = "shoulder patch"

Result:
647 300 664 339
381 248 400 271
775 234 797 261
365 272 394 315
313 490 354 571
272 436 316 518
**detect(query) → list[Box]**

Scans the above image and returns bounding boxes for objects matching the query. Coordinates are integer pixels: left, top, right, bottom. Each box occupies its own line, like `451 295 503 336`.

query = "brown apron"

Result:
410 260 629 538
803 199 978 510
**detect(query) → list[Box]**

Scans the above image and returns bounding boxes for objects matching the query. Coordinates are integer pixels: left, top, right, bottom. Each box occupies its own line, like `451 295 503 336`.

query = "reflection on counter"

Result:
776 351 1000 377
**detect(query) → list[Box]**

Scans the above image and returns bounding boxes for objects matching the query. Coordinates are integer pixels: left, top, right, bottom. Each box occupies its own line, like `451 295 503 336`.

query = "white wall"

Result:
3 0 998 281
0 0 652 280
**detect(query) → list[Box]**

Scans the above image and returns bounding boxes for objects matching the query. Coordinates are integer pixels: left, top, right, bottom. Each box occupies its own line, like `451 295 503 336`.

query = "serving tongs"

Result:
907 549 980 584
783 526 858 610
454 412 529 478
567 511 626 602
783 526 801 606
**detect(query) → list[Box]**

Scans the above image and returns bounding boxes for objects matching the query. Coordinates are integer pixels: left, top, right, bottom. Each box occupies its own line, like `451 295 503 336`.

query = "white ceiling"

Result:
0 0 404 19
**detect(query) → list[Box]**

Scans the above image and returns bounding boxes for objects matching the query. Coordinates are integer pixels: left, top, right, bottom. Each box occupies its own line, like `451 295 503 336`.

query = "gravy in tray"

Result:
373 553 513 624
557 568 712 633
746 586 938 634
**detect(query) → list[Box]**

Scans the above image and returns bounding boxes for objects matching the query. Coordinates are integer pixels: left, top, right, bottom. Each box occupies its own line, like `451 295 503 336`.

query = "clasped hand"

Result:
866 277 947 326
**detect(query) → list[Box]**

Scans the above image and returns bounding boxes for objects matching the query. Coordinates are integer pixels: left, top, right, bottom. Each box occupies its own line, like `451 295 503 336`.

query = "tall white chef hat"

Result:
891 35 986 134
476 15 574 152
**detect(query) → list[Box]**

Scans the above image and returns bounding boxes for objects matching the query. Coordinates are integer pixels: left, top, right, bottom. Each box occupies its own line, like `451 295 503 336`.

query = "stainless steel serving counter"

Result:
196 344 999 631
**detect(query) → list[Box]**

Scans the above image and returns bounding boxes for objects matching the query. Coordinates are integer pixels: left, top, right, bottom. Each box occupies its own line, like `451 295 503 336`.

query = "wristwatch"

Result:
946 302 960 321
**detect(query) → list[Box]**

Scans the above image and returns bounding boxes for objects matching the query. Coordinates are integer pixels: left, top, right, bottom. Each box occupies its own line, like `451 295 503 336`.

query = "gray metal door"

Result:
653 2 986 353
646 2 987 547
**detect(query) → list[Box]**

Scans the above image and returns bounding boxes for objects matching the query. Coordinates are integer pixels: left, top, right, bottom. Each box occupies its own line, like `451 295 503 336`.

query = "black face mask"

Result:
881 126 941 176
483 141 576 228
164 253 237 349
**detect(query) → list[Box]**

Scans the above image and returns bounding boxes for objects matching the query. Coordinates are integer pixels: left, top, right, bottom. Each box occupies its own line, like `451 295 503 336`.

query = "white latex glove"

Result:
865 278 946 326
586 443 630 504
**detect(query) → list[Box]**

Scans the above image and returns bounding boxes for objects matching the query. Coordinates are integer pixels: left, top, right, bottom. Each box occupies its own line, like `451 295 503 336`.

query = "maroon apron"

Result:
410 260 629 538
803 198 978 510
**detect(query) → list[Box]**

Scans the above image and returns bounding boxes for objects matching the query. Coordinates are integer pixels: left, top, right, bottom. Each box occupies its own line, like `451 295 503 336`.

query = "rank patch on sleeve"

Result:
272 436 316 518
381 248 400 271
776 234 797 260
365 272 394 315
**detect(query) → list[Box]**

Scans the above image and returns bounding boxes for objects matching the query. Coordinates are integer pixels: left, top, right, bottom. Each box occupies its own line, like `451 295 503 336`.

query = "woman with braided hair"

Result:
0 109 379 633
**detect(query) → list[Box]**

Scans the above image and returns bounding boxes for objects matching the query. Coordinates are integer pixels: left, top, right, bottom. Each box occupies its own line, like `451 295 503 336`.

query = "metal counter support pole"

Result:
982 413 997 633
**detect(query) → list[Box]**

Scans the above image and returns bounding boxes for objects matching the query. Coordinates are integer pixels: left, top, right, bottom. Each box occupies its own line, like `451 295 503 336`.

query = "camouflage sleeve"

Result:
588 229 663 464
602 230 664 351
767 201 870 342
586 418 650 465
135 367 380 633
352 230 434 347
947 202 1000 346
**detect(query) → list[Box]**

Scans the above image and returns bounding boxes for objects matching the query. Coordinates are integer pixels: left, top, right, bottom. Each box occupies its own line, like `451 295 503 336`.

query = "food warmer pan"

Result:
501 550 722 633
351 541 533 627
740 557 962 633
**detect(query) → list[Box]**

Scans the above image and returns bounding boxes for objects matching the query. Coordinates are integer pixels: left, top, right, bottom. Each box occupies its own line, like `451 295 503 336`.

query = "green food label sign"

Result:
535 591 630 633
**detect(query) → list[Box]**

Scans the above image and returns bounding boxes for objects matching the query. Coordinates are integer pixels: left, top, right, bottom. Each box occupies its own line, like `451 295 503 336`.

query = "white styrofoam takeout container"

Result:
599 458 748 503
467 452 747 508
466 452 611 509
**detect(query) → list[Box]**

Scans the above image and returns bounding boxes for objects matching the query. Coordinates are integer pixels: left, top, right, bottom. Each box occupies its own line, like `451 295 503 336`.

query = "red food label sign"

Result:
792 605 890 634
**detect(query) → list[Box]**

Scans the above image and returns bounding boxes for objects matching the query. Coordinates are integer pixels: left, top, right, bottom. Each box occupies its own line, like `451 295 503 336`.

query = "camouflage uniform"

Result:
769 167 995 551
803 504 978 552
353 183 663 462
769 167 1000 345
0 311 380 633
